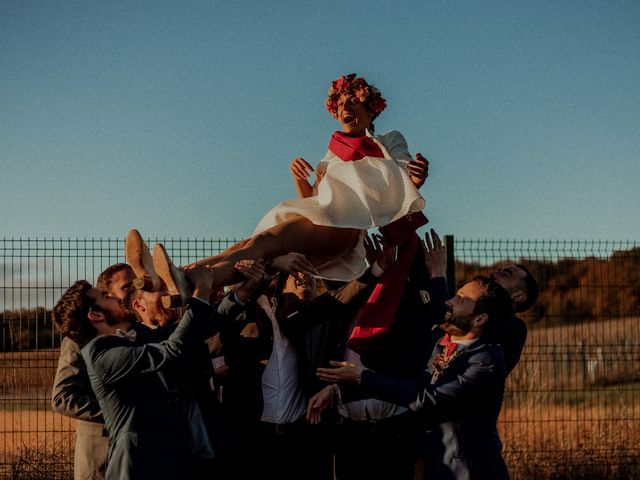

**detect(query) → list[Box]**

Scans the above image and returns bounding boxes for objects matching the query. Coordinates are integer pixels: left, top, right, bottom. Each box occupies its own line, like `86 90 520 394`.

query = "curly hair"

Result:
326 73 387 121
96 263 133 293
53 280 97 346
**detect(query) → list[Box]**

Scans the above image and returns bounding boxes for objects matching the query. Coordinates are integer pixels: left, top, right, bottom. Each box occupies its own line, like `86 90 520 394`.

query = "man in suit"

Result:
51 263 135 480
52 262 217 480
216 250 389 480
491 264 539 375
318 275 514 480
304 230 447 480
125 277 221 478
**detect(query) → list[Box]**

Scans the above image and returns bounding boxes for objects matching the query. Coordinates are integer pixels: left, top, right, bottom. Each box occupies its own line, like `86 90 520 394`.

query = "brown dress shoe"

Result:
152 243 192 308
125 229 162 291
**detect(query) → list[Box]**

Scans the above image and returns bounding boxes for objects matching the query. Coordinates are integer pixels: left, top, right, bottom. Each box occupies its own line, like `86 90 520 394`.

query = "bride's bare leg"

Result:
184 238 251 269
209 216 359 287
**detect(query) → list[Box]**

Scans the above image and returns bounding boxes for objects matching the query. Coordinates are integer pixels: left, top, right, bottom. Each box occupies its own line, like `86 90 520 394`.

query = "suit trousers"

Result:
334 412 421 480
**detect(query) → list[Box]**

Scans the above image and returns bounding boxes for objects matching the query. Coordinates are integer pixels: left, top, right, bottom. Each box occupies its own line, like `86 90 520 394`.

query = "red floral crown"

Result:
326 73 387 120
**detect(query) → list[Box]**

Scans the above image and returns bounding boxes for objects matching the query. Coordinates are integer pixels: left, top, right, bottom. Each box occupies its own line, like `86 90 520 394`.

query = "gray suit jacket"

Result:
52 336 108 480
82 298 212 480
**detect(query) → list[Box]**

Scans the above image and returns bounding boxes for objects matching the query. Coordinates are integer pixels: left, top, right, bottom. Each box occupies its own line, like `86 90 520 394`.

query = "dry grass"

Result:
0 410 74 479
0 350 75 476
509 316 640 392
501 402 640 479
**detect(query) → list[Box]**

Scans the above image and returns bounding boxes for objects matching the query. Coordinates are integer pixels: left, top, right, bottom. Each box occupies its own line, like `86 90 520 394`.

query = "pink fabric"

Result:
328 131 384 161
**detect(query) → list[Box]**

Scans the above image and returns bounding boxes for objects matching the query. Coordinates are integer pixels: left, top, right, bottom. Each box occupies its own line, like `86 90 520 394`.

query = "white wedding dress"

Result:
254 130 425 281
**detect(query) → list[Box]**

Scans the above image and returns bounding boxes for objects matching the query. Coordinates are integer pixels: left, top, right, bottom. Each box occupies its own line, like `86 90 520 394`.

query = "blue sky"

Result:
1 0 639 241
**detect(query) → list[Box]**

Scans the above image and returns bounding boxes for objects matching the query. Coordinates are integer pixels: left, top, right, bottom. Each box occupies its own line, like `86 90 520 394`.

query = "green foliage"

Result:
455 247 640 328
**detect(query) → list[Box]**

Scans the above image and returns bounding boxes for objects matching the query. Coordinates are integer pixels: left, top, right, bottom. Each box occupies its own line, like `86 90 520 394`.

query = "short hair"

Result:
123 287 143 315
96 263 132 293
514 264 539 313
53 280 97 346
471 275 514 340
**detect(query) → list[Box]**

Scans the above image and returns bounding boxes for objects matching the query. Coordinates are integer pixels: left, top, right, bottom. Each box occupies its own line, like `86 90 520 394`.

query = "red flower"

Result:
325 73 387 119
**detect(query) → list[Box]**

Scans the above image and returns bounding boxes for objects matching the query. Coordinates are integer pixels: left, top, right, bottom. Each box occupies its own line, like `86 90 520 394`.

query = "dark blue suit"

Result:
500 314 528 376
82 298 212 480
360 333 510 480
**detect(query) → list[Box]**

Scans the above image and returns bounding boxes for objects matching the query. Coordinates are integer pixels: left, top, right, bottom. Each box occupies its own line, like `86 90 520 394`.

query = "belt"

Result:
342 411 416 434
260 417 305 435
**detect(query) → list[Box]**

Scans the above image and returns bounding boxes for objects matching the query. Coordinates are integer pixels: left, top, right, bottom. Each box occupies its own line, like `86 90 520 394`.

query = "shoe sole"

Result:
152 243 191 308
125 229 162 291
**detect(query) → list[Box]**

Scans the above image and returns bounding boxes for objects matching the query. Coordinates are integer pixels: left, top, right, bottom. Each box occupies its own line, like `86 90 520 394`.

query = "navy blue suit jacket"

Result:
360 333 510 480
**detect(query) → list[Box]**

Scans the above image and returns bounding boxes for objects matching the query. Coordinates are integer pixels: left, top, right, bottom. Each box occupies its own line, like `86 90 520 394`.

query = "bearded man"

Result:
317 275 514 480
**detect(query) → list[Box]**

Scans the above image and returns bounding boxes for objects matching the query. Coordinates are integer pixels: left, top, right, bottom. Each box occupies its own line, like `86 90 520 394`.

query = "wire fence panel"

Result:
0 237 638 479
0 237 240 479
453 239 640 480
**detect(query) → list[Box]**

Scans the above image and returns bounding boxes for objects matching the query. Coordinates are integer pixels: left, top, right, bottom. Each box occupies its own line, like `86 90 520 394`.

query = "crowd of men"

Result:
52 229 538 480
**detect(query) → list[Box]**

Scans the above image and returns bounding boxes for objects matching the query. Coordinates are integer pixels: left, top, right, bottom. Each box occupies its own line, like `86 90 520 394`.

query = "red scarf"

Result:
347 234 419 352
328 131 384 161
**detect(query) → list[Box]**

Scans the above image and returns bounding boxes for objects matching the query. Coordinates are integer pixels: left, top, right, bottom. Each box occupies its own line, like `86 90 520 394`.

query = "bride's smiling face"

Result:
337 94 373 136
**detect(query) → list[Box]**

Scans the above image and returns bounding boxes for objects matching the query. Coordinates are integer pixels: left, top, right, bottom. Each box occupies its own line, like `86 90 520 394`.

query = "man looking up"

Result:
53 264 217 480
318 276 514 480
51 263 134 480
125 276 219 477
491 264 539 375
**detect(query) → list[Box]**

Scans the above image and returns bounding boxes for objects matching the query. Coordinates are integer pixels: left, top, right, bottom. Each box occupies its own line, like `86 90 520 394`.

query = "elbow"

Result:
51 396 66 415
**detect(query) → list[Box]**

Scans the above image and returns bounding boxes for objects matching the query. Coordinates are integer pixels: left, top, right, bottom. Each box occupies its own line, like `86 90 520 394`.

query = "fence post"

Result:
444 235 455 297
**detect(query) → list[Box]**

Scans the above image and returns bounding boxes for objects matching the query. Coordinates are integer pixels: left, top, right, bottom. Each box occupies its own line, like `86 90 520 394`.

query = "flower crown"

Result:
326 73 387 120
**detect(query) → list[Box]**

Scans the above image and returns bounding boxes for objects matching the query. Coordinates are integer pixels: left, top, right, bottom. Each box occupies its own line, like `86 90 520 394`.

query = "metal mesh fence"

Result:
452 239 640 480
0 237 240 479
1 237 638 479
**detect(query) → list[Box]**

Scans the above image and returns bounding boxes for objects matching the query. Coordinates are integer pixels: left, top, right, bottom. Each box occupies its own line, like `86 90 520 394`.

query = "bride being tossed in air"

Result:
127 73 430 297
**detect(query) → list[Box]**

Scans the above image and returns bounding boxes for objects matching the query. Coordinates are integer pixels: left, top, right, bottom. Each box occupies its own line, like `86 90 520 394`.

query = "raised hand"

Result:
270 252 318 279
421 228 446 279
408 152 429 188
364 233 397 271
233 259 266 302
290 157 315 198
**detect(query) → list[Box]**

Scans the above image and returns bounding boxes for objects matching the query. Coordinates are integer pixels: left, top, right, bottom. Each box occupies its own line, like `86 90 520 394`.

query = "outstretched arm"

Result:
84 294 213 386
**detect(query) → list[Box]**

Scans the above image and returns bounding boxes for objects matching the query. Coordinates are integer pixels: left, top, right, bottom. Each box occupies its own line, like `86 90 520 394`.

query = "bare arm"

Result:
290 157 315 198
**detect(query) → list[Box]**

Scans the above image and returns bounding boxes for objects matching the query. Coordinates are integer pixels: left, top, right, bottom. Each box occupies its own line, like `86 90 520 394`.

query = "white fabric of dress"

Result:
253 130 426 281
